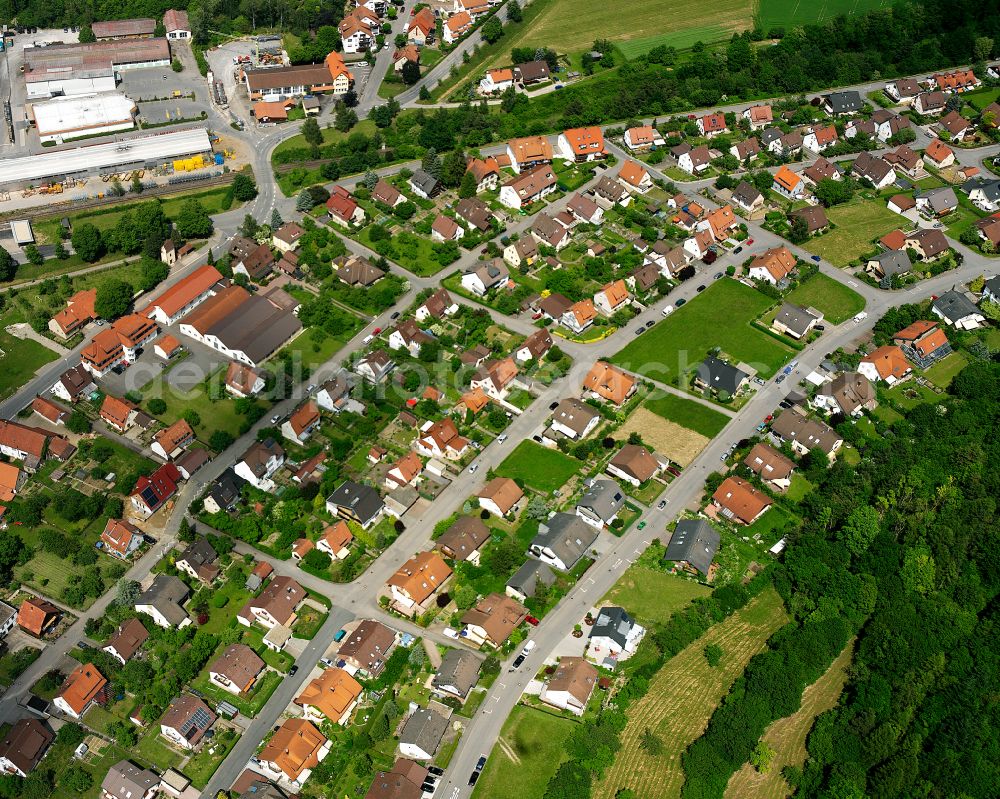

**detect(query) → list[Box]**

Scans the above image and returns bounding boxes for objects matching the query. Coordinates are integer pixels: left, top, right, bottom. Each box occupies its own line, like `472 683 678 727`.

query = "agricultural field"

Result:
783 274 865 325
475 705 577 799
592 586 789 799
516 0 753 60
602 565 712 625
643 393 731 438
723 641 855 799
615 408 709 468
613 279 796 379
496 440 583 493
755 0 893 31
801 196 900 267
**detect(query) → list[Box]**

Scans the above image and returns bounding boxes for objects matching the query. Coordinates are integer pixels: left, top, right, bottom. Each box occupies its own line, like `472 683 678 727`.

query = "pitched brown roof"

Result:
295 667 363 722
743 443 795 482
712 476 772 524
387 551 452 604
477 477 524 515
461 593 527 645
210 643 265 692
105 618 149 661
57 663 107 715
609 444 660 482
546 656 598 706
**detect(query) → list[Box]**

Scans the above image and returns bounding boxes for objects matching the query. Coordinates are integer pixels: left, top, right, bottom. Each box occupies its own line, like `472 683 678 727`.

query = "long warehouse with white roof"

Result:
0 127 213 189
30 93 137 145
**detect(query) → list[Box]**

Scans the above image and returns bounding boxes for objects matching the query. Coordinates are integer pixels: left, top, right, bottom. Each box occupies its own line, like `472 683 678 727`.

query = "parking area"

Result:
135 97 206 126
97 333 230 397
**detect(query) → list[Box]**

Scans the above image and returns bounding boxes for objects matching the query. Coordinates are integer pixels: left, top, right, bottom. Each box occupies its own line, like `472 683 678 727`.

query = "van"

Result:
334 629 347 642
661 305 674 316
523 640 536 654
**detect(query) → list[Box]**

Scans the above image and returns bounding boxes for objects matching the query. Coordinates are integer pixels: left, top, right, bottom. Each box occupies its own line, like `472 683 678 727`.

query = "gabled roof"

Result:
433 649 480 696
295 666 362 721
589 605 637 648
609 444 661 482
105 618 149 661
770 409 841 454
711 476 771 524
101 517 142 556
461 593 527 645
17 597 59 635
743 443 796 482
577 480 625 522
57 663 107 715
582 361 635 404
773 165 801 192
387 551 452 604
932 289 981 322
477 477 524 514
561 126 606 157
750 246 797 282
160 694 216 745
260 718 328 782
436 515 491 560
546 656 598 706
210 643 265 690
145 267 222 319
153 418 194 455
0 718 53 776
924 137 954 164
664 519 720 576
338 620 396 672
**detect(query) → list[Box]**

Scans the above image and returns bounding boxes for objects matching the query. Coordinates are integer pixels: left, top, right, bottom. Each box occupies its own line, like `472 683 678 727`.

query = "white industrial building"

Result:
0 127 213 189
23 39 171 99
30 93 137 144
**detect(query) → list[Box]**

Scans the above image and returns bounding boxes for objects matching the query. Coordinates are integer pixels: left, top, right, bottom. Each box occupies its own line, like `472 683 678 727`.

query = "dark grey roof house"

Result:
326 480 385 529
824 90 865 115
932 289 985 327
204 467 245 514
588 606 639 652
432 649 481 700
408 169 441 198
398 707 448 760
694 355 749 395
531 512 599 571
664 519 721 577
773 302 821 339
865 250 912 287
505 560 556 602
575 480 626 531
101 760 161 799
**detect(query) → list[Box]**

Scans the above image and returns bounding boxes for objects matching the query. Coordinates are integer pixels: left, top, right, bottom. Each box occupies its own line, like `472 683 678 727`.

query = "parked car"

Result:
661 305 674 316
753 377 766 386
747 238 754 244
635 327 645 335
657 499 667 509
390 311 400 319
428 767 445 776
815 324 826 331
512 654 526 668
532 435 543 443
523 640 536 653
497 434 508 444
733 246 743 254
443 628 459 639
525 615 540 626
469 772 481 786
289 665 298 675
549 401 559 410
714 272 724 280
476 755 488 771
468 463 479 474
676 298 686 306
811 255 821 262
645 320 654 328
638 520 647 530
334 629 347 642
696 285 707 292
776 374 786 383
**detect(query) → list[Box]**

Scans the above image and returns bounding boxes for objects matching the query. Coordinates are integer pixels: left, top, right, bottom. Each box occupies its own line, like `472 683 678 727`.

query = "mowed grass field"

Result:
593 586 789 799
496 440 582 493
755 0 893 30
475 705 576 799
783 273 866 324
613 279 796 379
802 196 901 266
644 393 731 438
512 0 753 60
723 640 854 799
602 567 711 625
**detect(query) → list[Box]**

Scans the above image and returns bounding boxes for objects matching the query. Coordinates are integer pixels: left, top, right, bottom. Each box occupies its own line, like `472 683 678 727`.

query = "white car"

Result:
363 334 374 344
853 312 868 323
497 434 508 444
661 305 674 316
468 463 479 474
443 628 459 639
522 640 536 654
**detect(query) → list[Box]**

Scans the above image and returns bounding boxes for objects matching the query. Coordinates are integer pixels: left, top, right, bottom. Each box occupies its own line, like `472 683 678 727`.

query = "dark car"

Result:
532 435 543 443
477 756 488 771
776 374 786 383
676 298 686 306
815 324 826 331
512 654 526 668
428 766 445 776
645 320 654 328
390 311 400 319
733 246 743 254
469 772 481 786
811 255 821 262
696 285 707 292
635 327 645 335
549 401 559 410
289 665 298 676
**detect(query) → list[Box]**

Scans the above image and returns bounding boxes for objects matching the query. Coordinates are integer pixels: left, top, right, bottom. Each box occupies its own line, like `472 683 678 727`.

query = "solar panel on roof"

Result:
140 486 159 506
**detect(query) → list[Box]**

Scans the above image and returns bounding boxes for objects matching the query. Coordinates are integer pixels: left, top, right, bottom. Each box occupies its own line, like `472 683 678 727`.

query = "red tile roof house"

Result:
31 396 67 425
317 521 354 560
557 126 607 162
326 186 366 227
281 400 321 444
140 265 223 326
101 518 144 559
696 112 728 138
151 419 195 461
17 597 60 637
53 663 107 719
100 395 138 433
711 476 772 525
130 463 182 518
48 288 96 339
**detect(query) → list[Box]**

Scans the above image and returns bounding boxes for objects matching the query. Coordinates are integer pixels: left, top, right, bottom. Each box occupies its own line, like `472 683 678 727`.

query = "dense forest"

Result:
678 358 1000 799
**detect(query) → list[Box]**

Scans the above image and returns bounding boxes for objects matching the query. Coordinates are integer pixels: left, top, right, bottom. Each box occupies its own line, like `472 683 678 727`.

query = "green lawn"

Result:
601 566 711 625
745 504 798 548
802 196 902 267
613 279 796 379
963 86 1000 110
923 351 969 388
756 0 892 29
885 381 940 409
293 607 329 639
643 393 730 437
14 549 123 610
140 365 247 443
474 705 577 799
0 328 56 400
785 473 814 503
272 119 377 160
65 186 235 233
496 441 583 493
784 273 866 324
